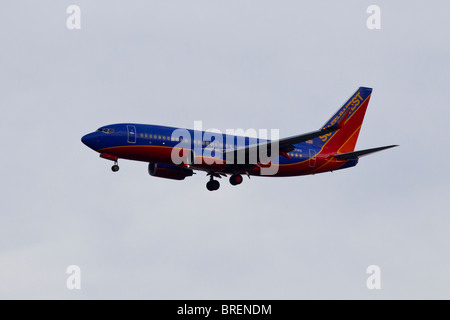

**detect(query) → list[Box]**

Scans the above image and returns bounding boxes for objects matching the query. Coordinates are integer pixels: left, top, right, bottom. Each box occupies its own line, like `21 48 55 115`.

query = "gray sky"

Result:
1 1 449 299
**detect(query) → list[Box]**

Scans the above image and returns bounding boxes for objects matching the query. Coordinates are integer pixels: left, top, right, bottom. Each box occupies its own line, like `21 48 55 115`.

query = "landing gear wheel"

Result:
111 164 120 172
229 174 243 186
206 180 220 191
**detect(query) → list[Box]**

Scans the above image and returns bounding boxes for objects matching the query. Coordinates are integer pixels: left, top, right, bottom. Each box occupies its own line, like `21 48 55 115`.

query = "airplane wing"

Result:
222 104 352 163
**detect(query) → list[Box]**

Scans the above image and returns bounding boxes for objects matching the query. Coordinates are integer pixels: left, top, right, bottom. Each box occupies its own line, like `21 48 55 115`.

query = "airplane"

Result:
81 87 397 191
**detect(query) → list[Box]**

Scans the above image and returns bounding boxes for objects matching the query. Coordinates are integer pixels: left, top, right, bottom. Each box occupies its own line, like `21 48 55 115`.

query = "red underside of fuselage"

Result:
98 145 349 177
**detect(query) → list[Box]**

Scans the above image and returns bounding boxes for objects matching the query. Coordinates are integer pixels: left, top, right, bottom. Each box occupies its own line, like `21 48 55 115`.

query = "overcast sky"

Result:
1 1 449 299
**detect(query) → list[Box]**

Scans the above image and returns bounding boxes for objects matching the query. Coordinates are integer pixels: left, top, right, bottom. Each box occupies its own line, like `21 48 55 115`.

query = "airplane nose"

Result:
81 134 88 145
81 133 98 150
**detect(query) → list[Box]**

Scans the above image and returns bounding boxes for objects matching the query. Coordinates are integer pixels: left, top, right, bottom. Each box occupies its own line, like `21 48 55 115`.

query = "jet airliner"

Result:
81 87 397 191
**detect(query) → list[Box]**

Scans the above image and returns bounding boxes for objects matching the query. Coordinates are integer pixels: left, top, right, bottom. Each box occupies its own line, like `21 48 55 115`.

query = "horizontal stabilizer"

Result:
334 145 398 160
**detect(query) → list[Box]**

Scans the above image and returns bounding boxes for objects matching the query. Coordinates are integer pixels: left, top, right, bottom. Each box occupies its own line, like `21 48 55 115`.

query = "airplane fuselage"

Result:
81 123 357 177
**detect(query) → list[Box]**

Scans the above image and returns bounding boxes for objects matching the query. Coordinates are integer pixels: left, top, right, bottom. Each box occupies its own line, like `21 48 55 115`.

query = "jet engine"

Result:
148 163 193 180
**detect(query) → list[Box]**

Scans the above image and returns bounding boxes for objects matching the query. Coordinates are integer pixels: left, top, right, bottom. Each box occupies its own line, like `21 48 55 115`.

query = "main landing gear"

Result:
206 174 220 191
229 174 243 186
206 173 244 191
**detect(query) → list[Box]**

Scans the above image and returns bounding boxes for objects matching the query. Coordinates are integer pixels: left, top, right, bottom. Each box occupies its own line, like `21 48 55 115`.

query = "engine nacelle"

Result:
148 163 193 180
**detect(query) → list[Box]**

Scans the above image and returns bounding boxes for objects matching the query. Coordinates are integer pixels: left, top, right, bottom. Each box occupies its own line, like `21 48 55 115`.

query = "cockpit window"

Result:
96 128 115 133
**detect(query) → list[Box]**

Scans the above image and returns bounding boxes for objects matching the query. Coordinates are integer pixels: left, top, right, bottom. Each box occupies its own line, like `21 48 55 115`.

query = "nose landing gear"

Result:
100 153 120 172
111 162 120 172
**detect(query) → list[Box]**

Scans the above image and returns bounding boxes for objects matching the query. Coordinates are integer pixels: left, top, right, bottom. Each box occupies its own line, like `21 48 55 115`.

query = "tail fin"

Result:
315 87 372 153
